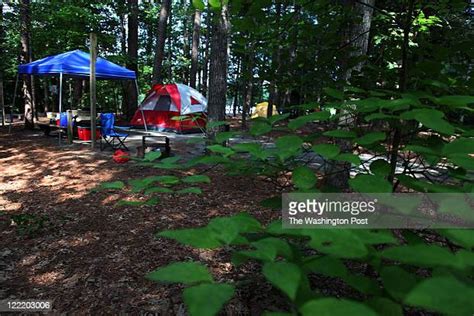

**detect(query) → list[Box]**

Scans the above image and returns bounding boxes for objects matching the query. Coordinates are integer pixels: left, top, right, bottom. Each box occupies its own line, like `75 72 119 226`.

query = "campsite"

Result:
1 1 474 315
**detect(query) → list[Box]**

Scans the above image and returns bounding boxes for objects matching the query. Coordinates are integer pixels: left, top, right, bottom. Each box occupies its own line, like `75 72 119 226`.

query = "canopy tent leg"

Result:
136 79 148 133
8 74 20 134
58 72 63 145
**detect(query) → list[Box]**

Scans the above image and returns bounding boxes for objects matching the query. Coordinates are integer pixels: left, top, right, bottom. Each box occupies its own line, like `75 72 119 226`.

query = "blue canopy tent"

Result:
12 49 141 136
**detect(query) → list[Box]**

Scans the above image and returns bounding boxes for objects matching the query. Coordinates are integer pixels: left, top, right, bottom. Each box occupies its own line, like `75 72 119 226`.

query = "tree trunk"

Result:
267 2 282 118
241 40 254 129
326 0 375 191
345 0 375 79
20 0 34 129
201 12 210 96
72 78 83 108
182 1 190 84
152 0 171 85
125 0 138 119
43 79 49 113
232 58 241 117
190 9 201 88
0 0 4 126
167 3 173 80
207 3 229 137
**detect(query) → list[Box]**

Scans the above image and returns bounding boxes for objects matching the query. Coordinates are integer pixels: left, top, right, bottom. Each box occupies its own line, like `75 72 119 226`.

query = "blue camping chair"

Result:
99 113 129 151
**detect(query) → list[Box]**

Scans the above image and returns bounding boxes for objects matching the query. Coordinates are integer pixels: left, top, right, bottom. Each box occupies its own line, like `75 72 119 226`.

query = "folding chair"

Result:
99 113 129 151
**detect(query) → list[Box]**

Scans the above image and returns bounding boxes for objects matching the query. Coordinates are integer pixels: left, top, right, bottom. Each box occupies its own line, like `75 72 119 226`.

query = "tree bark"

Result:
345 0 375 79
0 0 4 126
152 0 171 85
242 45 254 129
20 0 34 129
124 0 138 119
207 3 230 137
326 0 375 191
267 2 282 118
190 9 201 88
201 11 210 96
182 1 190 84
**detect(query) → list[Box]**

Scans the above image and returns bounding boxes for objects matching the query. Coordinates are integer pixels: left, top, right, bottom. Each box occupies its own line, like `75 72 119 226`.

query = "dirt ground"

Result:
0 126 283 315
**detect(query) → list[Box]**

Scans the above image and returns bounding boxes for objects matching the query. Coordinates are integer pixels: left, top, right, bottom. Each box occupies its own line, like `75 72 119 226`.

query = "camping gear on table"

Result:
100 113 129 151
130 83 207 133
251 101 279 119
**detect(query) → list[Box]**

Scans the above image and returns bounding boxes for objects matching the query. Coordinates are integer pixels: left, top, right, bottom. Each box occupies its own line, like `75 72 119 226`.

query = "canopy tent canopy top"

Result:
18 49 136 80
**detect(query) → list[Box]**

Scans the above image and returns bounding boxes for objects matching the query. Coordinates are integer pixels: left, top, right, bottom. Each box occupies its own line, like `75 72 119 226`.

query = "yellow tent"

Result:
251 101 279 118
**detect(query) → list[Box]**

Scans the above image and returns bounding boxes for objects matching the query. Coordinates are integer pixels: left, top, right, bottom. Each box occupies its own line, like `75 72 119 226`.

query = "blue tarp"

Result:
18 49 136 80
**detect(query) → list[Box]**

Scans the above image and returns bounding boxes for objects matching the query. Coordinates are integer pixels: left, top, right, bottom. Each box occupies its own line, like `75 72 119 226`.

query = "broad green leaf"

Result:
443 138 474 155
335 153 362 165
351 229 398 244
182 175 211 184
324 87 344 100
176 187 202 194
313 144 340 159
323 130 357 138
250 121 272 136
208 0 224 9
402 109 455 134
262 262 302 301
349 174 392 193
259 196 282 210
129 178 153 192
397 174 463 193
367 298 403 316
437 229 474 249
144 186 174 194
154 175 181 185
405 276 474 315
448 154 474 170
292 166 317 189
144 151 162 162
232 142 261 153
192 0 205 10
435 95 474 108
251 237 293 260
303 256 348 278
380 244 466 269
370 159 391 176
403 145 439 156
268 113 290 125
206 120 227 129
158 227 222 248
96 181 124 190
380 266 418 301
365 113 398 121
215 131 238 143
300 298 377 316
207 213 261 244
308 230 368 259
275 135 303 160
288 111 330 130
146 261 212 284
207 144 235 157
183 283 234 316
355 132 386 145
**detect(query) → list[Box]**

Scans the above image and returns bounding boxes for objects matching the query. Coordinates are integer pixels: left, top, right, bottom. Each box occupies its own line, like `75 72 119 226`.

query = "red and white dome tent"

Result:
130 83 207 133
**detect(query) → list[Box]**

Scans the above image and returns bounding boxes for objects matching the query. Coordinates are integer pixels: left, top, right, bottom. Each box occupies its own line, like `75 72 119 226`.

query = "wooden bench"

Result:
137 135 170 159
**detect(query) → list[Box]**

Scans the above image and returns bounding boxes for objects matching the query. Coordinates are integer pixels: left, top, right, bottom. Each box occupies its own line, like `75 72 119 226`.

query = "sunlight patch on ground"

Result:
29 270 65 286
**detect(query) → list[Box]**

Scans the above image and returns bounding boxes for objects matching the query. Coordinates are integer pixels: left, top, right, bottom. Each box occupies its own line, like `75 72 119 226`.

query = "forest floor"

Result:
0 125 286 314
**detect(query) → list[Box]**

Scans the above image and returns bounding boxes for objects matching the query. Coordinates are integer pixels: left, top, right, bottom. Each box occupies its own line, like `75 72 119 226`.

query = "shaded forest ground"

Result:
0 126 285 314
